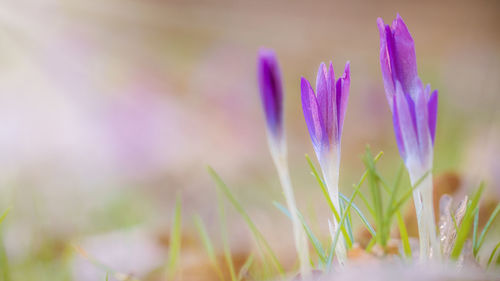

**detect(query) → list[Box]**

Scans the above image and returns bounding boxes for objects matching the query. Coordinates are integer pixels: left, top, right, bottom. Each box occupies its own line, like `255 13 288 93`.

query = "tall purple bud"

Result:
258 48 284 148
301 61 350 264
257 48 310 275
301 61 350 168
377 14 440 260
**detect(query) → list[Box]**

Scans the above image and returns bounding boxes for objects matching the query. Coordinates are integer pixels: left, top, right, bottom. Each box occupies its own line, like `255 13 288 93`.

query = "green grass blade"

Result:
305 155 352 248
273 201 327 264
474 203 500 257
487 241 500 268
388 171 430 219
339 199 355 243
166 195 182 280
193 215 217 267
193 215 225 281
0 231 10 281
451 183 485 260
207 166 285 275
472 209 479 256
305 151 382 249
365 237 376 252
357 192 376 217
326 174 367 268
0 208 11 281
0 207 11 225
339 194 376 237
325 236 335 269
396 211 412 258
386 163 404 216
218 191 237 281
363 147 385 245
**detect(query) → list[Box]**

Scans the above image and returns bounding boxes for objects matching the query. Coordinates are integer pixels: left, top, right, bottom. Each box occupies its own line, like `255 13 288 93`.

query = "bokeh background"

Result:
0 0 499 280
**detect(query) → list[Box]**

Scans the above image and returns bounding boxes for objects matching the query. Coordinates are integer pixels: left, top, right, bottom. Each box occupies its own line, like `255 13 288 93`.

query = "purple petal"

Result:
326 62 337 145
258 48 283 138
391 15 419 98
336 61 350 142
316 63 332 143
301 77 325 154
428 90 438 145
392 94 406 161
394 82 419 163
413 80 431 163
377 17 395 108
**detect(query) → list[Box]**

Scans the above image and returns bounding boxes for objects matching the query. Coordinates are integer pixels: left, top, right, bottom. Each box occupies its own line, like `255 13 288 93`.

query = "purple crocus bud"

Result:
377 14 438 170
378 14 440 260
257 48 311 274
258 48 284 144
301 61 350 166
301 61 350 264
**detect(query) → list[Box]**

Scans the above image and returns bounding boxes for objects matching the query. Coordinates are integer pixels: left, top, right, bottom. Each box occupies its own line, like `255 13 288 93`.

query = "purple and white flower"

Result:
301 61 350 264
377 14 440 259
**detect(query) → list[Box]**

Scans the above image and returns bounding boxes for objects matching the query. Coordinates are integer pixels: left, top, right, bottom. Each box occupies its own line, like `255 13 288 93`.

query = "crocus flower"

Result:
257 48 310 275
377 14 438 171
258 48 284 148
377 14 440 259
301 61 350 264
301 61 350 169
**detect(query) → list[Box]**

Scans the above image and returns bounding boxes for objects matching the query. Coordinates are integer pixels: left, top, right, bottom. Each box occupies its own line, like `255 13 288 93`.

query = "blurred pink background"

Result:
0 0 499 279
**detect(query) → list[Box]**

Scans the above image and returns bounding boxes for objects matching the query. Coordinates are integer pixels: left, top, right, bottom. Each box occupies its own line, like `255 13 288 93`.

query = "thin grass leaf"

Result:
237 254 254 281
218 191 237 281
325 235 335 269
387 171 430 219
305 151 383 249
346 207 354 243
193 215 225 281
451 183 485 260
0 232 10 281
0 208 11 281
472 210 479 256
384 162 411 258
166 195 182 281
273 201 327 265
340 194 376 237
487 241 500 268
357 192 376 217
105 273 109 281
193 215 217 267
396 211 412 258
386 163 404 217
207 167 285 275
326 171 368 268
365 237 376 252
305 155 352 248
474 203 500 257
0 207 11 225
363 147 385 245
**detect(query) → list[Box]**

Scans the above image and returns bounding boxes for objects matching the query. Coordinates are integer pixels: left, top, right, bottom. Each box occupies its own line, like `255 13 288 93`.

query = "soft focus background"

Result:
0 0 499 280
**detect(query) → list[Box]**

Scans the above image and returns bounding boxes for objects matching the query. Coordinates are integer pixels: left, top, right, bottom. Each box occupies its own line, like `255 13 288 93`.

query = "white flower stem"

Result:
269 141 310 277
322 158 347 266
409 169 441 261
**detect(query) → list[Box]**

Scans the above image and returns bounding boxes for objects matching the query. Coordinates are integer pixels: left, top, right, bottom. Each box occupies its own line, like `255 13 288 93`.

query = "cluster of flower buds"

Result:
257 14 440 271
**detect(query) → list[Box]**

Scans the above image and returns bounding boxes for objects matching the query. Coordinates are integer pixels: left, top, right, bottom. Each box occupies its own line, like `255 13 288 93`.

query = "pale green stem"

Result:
409 168 441 261
269 140 310 277
321 155 347 266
